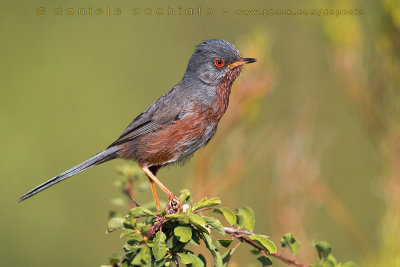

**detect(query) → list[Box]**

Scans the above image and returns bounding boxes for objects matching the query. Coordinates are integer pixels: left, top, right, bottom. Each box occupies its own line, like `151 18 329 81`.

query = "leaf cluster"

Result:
105 189 277 267
103 165 359 267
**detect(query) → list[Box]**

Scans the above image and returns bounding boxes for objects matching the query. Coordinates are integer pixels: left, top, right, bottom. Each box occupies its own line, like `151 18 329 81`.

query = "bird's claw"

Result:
164 195 182 214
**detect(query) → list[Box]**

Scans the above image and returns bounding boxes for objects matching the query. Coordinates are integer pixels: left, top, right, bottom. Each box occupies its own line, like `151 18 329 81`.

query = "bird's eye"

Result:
214 58 225 68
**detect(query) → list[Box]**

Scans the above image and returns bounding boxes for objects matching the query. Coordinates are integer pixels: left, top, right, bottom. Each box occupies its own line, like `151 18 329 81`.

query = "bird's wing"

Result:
107 119 160 147
108 85 189 148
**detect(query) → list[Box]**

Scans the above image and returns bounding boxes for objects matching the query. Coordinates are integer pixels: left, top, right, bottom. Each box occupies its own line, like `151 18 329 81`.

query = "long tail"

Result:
17 146 119 203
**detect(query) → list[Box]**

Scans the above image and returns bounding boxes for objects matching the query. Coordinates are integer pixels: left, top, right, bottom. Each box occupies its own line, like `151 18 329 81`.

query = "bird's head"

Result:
183 39 257 86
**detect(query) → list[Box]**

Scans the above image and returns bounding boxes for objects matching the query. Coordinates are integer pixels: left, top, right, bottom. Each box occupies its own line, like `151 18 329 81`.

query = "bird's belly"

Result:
126 115 218 167
175 123 217 161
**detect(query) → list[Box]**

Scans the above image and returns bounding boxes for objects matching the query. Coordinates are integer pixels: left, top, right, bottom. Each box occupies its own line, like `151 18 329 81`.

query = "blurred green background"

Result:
1 0 399 266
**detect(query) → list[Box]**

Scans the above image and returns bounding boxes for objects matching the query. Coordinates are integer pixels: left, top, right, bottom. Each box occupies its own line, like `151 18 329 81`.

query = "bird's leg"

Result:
148 177 161 210
142 166 181 213
142 166 175 196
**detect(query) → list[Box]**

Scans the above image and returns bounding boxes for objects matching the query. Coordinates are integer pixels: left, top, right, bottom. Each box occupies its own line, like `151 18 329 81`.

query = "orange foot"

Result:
164 194 182 214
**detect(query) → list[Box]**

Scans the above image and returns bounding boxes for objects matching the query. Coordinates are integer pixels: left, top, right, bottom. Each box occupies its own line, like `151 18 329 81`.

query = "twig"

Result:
146 215 165 238
125 177 140 208
223 227 270 238
270 252 307 267
129 196 140 208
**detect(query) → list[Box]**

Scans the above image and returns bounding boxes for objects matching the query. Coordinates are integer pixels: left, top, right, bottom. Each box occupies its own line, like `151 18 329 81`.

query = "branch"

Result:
224 227 308 267
269 252 307 267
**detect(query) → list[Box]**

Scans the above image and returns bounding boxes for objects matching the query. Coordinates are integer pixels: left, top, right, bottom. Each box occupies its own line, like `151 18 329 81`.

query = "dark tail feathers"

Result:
17 146 119 203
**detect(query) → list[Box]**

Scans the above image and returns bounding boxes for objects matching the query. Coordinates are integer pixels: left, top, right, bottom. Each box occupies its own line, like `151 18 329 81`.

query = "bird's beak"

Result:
227 57 258 68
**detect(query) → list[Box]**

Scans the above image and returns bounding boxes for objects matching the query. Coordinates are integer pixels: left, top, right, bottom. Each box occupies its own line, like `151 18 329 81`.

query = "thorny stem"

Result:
224 227 308 267
147 215 166 238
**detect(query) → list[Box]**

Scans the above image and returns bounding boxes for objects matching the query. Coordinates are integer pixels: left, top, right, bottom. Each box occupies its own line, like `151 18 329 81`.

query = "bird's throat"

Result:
211 67 243 118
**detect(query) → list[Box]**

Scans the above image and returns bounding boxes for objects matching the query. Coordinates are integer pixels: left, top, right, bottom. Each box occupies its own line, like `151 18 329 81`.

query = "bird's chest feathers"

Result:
210 82 231 120
190 68 241 135
209 67 241 120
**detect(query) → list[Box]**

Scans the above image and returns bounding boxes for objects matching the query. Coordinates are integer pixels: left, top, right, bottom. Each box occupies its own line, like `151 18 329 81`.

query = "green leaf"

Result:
165 234 179 249
213 207 236 226
123 216 136 229
188 213 210 233
280 233 300 255
248 235 277 253
201 233 223 267
124 243 143 251
119 229 142 241
190 232 201 246
154 257 170 267
250 249 261 255
236 214 245 228
179 189 193 204
165 213 190 224
257 256 273 266
221 237 241 266
193 197 221 212
109 252 123 265
107 217 124 232
237 207 255 232
152 231 168 261
198 254 207 266
140 246 151 265
222 249 233 266
204 216 225 236
131 252 143 265
178 252 205 267
216 239 233 248
129 207 154 218
174 226 192 243
313 241 332 261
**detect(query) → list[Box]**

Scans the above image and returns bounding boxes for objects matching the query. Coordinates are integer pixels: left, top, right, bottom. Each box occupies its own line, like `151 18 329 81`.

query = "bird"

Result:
17 39 257 211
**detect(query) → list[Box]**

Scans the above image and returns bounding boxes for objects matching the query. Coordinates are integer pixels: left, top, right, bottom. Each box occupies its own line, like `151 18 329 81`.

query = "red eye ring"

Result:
214 58 225 68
